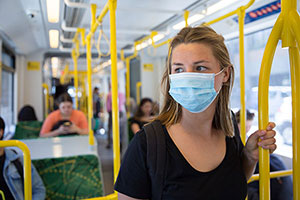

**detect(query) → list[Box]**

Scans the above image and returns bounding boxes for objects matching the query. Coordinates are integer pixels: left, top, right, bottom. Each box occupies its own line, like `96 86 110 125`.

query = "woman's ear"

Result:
222 66 231 83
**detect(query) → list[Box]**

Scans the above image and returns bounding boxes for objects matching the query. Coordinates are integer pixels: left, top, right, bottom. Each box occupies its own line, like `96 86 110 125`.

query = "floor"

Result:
95 123 128 195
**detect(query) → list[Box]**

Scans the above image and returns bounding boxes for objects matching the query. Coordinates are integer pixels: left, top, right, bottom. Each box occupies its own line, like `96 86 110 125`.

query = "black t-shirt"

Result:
0 154 15 200
115 125 247 200
130 118 148 130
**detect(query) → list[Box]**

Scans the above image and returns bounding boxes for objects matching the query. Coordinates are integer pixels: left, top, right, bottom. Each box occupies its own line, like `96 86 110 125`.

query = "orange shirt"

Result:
40 110 88 136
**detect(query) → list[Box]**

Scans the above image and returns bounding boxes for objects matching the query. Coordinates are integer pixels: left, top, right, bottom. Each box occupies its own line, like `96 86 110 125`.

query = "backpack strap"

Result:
231 110 243 154
11 149 24 186
144 120 166 200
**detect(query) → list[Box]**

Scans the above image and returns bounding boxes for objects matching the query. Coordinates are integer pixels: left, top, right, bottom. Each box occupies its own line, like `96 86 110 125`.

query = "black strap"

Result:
231 111 242 154
144 120 166 200
11 150 24 186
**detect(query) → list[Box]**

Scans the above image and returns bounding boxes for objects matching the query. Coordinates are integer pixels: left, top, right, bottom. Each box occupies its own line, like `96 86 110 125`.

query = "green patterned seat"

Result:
32 154 103 200
13 121 43 139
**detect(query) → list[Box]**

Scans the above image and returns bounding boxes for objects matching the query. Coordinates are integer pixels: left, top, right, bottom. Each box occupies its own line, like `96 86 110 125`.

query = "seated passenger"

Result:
18 105 38 122
235 109 293 200
40 93 88 137
0 116 46 200
130 98 154 134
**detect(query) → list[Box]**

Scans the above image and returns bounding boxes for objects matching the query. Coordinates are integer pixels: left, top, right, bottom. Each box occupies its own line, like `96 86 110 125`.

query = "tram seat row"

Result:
9 122 105 200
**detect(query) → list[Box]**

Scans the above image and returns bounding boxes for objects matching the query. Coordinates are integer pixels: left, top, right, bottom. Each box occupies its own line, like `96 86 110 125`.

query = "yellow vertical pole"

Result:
136 81 142 105
72 49 79 109
184 10 189 27
42 83 49 118
109 0 120 183
0 141 32 200
289 46 300 200
86 36 94 145
238 7 246 145
258 15 283 200
85 4 97 146
125 58 130 118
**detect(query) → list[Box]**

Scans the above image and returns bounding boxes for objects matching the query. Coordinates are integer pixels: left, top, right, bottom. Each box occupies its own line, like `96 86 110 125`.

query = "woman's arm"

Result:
69 123 88 135
40 125 68 137
242 122 276 180
118 192 147 200
131 123 140 134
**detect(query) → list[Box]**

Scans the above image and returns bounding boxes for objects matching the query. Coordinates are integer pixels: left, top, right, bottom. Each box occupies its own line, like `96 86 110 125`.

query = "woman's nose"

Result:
186 66 194 73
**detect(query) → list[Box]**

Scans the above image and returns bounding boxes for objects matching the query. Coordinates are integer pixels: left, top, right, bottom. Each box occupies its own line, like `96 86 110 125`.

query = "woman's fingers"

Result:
258 137 276 147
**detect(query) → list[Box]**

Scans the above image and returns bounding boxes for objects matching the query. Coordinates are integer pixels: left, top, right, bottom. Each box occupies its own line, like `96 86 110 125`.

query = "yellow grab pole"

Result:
248 169 293 183
0 141 32 200
289 46 300 199
42 83 49 118
125 58 131 118
258 15 283 200
136 81 142 105
238 7 246 144
86 36 94 145
85 4 96 146
109 0 120 183
184 10 189 27
72 49 79 109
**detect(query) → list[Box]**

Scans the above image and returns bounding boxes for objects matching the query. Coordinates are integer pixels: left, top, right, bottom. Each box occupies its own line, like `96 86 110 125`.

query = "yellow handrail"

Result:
136 81 142 105
0 140 32 200
71 49 79 110
42 83 49 118
248 169 293 183
258 0 300 199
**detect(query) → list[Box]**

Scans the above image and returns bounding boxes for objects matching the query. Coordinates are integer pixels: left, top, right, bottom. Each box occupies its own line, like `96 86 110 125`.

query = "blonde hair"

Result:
156 25 235 137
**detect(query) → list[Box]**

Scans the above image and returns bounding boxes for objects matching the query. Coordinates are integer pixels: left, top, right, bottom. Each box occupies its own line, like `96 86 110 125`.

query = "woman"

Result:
17 105 38 121
40 93 88 137
130 98 154 134
115 26 276 199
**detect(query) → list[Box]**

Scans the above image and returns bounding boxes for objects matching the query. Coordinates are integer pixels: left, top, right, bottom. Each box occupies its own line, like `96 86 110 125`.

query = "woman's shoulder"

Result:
72 109 86 117
46 110 60 119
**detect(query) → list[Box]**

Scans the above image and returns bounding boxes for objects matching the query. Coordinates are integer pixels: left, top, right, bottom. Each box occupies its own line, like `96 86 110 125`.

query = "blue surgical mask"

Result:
169 70 223 113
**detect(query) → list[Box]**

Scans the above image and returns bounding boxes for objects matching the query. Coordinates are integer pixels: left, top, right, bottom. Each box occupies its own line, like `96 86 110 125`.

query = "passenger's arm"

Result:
131 123 140 134
69 123 88 135
242 122 276 180
31 163 46 200
118 192 147 200
40 125 68 137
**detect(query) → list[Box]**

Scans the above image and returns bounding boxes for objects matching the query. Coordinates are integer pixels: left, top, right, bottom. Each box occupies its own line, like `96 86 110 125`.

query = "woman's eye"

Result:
196 66 207 71
174 68 184 73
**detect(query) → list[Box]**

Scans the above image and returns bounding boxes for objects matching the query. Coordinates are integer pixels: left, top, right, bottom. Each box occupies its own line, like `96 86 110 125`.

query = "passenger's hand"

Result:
68 124 79 133
244 122 277 162
57 125 70 135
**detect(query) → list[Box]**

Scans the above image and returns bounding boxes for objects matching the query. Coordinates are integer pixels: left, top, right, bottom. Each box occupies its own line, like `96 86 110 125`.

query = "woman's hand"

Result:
244 122 277 162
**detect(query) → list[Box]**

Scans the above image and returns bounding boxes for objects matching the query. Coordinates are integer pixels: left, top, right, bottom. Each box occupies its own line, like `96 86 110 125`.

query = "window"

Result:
226 27 292 158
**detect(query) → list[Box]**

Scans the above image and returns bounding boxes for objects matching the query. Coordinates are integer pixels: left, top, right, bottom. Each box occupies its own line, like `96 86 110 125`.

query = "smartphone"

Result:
63 122 71 127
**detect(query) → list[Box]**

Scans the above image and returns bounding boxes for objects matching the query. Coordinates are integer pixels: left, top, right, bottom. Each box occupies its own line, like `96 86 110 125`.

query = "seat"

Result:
13 121 43 139
32 154 103 200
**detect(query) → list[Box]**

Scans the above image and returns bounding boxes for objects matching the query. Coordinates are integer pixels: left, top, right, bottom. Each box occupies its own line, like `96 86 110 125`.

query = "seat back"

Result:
32 154 103 200
13 121 43 139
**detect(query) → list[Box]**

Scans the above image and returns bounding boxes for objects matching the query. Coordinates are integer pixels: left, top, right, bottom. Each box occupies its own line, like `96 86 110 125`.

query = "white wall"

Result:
16 50 45 121
140 46 168 104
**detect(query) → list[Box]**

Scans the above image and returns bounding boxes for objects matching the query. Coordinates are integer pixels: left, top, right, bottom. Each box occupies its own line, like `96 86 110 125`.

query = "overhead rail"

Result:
64 0 182 14
257 0 300 199
42 83 49 118
0 140 32 200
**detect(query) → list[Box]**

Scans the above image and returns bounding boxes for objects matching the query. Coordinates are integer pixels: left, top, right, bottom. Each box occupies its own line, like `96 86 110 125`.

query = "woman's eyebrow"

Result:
172 62 184 66
193 60 209 65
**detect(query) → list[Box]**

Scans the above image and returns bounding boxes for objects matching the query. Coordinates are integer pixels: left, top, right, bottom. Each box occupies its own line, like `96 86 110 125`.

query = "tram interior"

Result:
0 0 298 199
